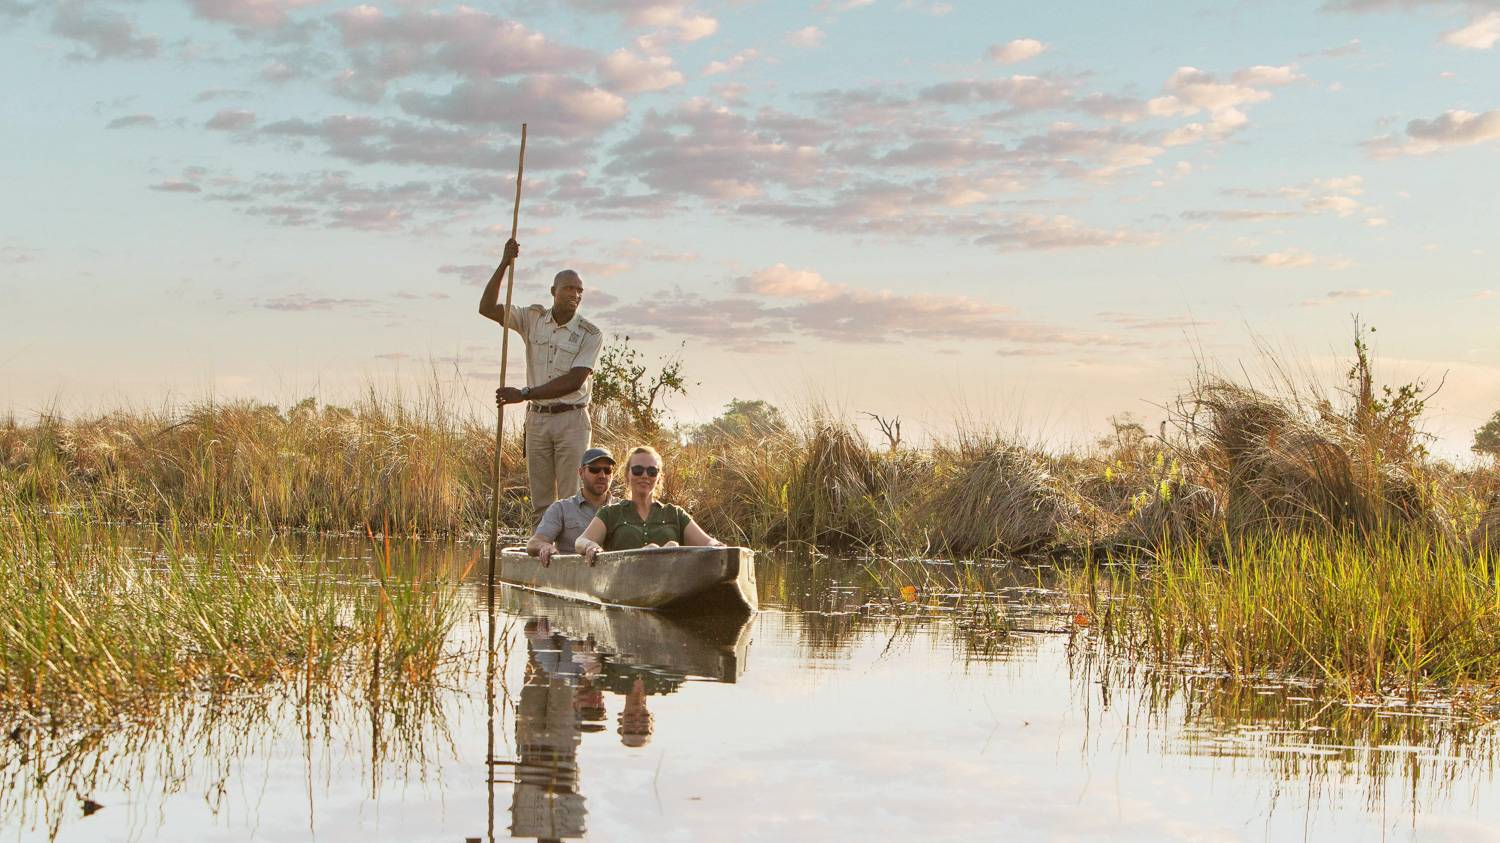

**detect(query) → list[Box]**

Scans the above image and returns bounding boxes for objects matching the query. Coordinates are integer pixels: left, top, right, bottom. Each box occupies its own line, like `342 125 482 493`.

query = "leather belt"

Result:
529 402 587 415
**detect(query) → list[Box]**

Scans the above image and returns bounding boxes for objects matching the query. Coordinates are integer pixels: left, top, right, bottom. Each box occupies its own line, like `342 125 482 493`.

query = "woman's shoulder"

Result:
654 501 693 522
596 499 632 521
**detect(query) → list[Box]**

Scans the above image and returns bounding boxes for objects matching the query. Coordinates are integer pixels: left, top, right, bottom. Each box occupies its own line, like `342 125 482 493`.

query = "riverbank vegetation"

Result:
5 331 1500 708
0 492 474 729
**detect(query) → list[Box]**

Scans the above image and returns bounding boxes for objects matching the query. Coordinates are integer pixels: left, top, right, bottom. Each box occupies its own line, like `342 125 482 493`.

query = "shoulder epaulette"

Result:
577 317 601 336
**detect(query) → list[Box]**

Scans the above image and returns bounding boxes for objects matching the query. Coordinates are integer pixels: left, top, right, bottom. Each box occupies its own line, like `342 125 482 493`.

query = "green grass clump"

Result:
0 492 472 727
1068 530 1500 704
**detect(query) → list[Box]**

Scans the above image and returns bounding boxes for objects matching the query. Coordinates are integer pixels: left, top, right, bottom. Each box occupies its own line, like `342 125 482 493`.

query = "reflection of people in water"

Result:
618 677 654 748
511 621 587 840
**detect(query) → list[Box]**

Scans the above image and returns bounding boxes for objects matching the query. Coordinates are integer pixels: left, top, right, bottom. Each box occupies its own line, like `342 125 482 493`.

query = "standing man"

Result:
526 447 616 565
479 238 603 514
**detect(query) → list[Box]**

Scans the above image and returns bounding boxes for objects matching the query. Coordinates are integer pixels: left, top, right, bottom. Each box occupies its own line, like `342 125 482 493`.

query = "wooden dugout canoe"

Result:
498 545 758 616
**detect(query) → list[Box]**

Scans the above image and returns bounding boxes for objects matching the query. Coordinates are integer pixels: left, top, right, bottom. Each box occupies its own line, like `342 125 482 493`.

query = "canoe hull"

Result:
497 545 757 615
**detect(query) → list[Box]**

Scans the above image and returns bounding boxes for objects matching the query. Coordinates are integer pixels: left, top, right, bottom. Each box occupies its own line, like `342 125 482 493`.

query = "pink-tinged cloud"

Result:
439 264 494 285
607 99 823 199
261 115 588 171
985 38 1048 65
51 1 159 61
1098 313 1215 331
106 114 157 129
736 264 838 301
1366 109 1500 157
397 76 626 137
785 26 826 48
702 49 761 76
188 0 325 30
1442 12 1500 49
1181 208 1302 222
245 205 317 226
258 293 377 311
1225 250 1353 270
205 109 256 131
333 6 594 90
565 0 717 42
150 180 203 193
328 206 408 231
974 215 1155 251
1147 65 1290 145
1299 289 1393 306
598 49 684 93
919 75 1073 111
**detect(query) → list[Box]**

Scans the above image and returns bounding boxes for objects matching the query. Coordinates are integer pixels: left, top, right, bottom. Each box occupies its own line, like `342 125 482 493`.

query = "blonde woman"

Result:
574 446 721 563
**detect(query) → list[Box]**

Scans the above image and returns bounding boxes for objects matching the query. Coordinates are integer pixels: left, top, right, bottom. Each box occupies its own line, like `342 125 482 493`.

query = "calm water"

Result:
4 543 1499 842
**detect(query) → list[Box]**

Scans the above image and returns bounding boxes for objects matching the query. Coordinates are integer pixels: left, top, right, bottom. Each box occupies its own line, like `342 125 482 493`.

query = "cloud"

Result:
1442 11 1500 48
150 181 203 193
1147 65 1295 144
397 76 626 136
261 114 587 171
257 293 378 311
703 48 761 76
606 268 1150 353
438 264 494 285
919 75 1073 111
1098 313 1214 331
332 6 594 96
606 99 823 199
1300 288 1393 306
785 26 826 48
0 1 35 19
1226 249 1353 269
1474 289 1500 300
50 1 159 61
985 38 1049 64
974 214 1156 251
598 49 684 93
1366 108 1500 157
106 113 157 129
564 0 717 43
205 109 257 131
1180 208 1302 222
737 263 838 300
194 88 254 102
187 0 324 30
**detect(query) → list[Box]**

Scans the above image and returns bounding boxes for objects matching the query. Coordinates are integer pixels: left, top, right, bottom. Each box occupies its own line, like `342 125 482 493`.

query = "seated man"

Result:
527 447 615 565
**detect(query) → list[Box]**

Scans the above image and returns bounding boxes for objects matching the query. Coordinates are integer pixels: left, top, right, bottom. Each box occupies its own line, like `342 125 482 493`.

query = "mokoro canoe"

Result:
501 587 754 683
497 545 757 616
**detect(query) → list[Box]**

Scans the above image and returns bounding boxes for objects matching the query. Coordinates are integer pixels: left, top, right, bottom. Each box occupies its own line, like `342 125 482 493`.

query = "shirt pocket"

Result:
554 336 582 360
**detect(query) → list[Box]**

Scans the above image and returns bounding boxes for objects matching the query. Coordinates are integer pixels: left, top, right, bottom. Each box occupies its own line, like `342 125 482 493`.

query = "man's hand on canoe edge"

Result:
535 542 555 567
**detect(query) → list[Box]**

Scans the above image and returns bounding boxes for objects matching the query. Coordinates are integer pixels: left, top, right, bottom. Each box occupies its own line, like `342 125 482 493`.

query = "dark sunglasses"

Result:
585 464 613 475
629 465 660 477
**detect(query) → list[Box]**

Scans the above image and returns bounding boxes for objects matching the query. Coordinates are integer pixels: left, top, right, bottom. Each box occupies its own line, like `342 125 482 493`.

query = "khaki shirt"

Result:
503 305 603 407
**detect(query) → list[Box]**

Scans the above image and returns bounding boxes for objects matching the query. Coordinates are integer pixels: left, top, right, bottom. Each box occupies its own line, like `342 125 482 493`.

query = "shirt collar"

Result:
545 308 582 331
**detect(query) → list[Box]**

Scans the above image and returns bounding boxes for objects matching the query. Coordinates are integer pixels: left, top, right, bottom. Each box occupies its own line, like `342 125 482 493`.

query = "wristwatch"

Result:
521 386 531 399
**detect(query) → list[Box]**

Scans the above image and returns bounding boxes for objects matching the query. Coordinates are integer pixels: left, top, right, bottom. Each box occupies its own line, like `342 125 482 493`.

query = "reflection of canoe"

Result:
498 545 757 615
504 587 754 683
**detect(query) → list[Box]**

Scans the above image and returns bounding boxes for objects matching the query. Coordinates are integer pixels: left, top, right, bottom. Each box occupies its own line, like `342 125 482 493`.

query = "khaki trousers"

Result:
524 406 591 514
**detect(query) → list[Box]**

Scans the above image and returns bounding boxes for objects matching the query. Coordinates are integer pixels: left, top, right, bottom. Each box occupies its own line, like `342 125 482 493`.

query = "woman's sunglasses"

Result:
585 464 613 475
629 465 660 477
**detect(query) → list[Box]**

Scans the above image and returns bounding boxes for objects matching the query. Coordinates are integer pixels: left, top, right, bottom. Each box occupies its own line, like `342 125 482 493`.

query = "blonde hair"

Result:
626 445 662 467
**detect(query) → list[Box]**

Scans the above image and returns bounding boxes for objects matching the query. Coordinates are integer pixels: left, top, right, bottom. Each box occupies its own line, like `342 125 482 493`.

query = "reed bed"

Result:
1068 530 1500 705
0 492 473 728
4 339 1498 560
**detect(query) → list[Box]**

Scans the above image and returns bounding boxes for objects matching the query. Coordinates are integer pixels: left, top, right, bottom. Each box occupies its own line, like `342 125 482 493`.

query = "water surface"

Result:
4 544 1498 842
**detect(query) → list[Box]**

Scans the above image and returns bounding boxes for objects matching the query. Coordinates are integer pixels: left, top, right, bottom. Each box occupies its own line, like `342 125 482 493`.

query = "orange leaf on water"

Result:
899 585 918 603
1073 613 1091 627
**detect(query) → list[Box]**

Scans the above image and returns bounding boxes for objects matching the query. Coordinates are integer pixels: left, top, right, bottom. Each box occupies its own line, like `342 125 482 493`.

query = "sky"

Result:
2 0 1498 456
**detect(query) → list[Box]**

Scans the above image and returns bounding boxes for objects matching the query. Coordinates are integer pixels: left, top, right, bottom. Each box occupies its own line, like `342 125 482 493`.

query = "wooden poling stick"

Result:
489 123 527 602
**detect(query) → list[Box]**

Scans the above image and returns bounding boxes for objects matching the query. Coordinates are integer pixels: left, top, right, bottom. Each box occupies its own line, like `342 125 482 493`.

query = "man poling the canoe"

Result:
478 221 603 520
575 446 722 565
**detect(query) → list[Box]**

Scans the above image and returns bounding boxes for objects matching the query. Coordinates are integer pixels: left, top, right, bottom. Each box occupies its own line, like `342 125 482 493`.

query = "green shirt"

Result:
596 500 693 551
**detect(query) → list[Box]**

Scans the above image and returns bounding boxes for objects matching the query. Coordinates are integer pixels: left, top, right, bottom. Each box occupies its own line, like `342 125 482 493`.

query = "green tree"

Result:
1474 410 1500 458
691 399 787 446
591 335 689 434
